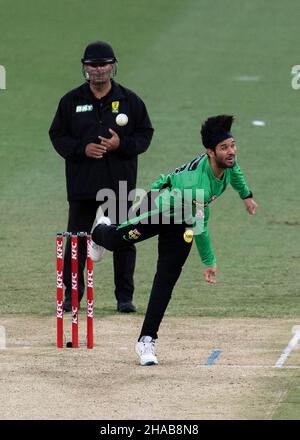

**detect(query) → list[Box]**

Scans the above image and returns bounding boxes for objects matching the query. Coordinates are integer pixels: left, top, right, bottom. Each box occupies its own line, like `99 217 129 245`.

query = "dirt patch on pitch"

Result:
0 315 298 420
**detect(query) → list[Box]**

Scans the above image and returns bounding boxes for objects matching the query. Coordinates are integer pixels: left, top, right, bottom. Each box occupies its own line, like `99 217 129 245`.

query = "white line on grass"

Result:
234 75 260 81
274 327 300 368
0 326 6 349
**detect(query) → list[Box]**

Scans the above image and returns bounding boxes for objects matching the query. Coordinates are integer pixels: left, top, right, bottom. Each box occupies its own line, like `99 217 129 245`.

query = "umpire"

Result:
49 40 154 313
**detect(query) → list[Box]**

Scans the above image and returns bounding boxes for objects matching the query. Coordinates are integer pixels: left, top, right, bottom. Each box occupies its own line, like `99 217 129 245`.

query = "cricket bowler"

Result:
89 115 258 365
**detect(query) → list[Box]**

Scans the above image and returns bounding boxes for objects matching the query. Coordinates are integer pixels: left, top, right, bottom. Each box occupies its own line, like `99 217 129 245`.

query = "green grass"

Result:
0 0 300 418
273 372 300 419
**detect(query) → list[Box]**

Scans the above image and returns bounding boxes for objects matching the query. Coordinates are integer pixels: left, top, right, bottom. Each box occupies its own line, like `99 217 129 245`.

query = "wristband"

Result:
242 191 253 199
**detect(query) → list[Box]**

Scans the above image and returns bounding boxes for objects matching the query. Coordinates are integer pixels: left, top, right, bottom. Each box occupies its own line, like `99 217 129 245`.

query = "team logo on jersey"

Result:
76 105 93 113
112 101 120 113
193 200 205 219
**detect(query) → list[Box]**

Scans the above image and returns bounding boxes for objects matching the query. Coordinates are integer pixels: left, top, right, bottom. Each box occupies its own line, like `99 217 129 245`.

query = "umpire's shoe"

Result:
117 301 137 313
135 336 158 366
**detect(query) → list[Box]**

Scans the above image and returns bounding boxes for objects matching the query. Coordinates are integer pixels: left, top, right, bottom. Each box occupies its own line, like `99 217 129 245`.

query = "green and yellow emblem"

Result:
128 229 141 240
112 101 120 113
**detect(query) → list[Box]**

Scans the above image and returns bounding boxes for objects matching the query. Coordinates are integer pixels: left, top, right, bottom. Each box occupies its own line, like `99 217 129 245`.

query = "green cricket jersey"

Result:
150 154 251 267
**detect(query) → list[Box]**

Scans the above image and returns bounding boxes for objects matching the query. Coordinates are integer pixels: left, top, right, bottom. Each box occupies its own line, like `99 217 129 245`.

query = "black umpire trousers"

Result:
63 200 136 305
92 212 193 339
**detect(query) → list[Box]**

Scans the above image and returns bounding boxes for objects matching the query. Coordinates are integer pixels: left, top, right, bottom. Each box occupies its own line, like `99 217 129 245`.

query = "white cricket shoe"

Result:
88 216 111 262
135 336 158 366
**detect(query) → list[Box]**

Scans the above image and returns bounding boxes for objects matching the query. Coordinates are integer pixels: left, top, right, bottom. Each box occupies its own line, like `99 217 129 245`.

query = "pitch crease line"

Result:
274 330 300 368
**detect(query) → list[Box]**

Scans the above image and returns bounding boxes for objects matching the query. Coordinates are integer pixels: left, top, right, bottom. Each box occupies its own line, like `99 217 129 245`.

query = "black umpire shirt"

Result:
49 80 154 201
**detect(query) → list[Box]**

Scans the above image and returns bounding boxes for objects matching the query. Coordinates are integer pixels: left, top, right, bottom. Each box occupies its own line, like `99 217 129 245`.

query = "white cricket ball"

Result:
116 113 128 126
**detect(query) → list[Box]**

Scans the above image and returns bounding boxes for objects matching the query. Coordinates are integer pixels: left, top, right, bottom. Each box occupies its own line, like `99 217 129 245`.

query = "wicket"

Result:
56 232 94 349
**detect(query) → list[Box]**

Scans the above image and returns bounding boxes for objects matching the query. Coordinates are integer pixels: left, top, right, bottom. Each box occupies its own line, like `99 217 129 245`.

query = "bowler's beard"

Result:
215 155 236 169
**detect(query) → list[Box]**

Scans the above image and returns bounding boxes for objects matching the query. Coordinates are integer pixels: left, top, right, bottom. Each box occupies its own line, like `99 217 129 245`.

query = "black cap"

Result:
81 41 117 64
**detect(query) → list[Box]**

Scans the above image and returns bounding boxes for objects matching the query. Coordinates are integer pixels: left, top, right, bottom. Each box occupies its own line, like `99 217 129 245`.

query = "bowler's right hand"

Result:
85 143 107 159
204 266 217 284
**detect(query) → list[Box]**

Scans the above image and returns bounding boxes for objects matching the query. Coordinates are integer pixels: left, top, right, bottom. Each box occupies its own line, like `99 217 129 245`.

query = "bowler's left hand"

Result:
99 129 120 152
244 198 258 215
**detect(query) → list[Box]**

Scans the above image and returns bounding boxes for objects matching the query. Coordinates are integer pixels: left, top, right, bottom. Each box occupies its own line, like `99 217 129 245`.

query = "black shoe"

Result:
117 301 137 313
63 301 81 313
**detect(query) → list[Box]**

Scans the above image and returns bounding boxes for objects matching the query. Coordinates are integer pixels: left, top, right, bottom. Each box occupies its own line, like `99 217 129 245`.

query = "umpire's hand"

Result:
204 266 217 284
85 142 107 159
98 129 120 152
